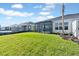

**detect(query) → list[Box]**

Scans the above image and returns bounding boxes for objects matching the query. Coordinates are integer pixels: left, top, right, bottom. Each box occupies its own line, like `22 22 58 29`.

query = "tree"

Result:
61 3 64 35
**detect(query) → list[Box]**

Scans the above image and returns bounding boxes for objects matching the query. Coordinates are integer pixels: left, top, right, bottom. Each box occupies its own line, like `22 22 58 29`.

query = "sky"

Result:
0 3 79 27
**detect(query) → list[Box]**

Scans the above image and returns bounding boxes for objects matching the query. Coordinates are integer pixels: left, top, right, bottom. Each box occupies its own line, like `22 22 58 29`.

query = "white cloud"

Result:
9 12 34 17
33 15 55 22
40 12 50 15
6 17 12 20
47 15 54 18
42 3 55 11
9 11 26 17
3 10 14 16
11 4 23 9
33 5 42 9
34 16 47 22
0 8 34 17
0 8 5 13
38 3 55 17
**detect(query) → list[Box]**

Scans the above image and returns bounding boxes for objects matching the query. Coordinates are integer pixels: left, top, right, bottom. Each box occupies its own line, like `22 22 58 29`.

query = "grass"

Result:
0 32 79 56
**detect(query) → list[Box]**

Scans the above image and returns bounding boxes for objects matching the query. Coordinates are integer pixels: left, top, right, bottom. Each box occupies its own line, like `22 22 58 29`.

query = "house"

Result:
19 22 35 32
35 13 79 37
51 13 79 37
0 26 11 31
9 22 35 32
10 24 20 32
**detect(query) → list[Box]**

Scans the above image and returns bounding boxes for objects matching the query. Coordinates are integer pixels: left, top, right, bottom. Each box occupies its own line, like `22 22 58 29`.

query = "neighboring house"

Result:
19 22 35 32
4 26 11 31
0 26 12 34
8 22 35 32
10 24 19 32
0 26 10 31
1 27 6 31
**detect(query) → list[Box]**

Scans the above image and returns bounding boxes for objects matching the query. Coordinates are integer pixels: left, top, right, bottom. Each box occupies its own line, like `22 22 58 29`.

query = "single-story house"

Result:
35 13 79 37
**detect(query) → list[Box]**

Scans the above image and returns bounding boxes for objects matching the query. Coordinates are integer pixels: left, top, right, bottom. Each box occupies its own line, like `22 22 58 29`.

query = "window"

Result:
59 22 68 30
55 23 58 30
44 23 50 29
45 25 49 29
59 23 62 30
64 26 68 30
78 28 79 30
55 22 68 30
59 26 62 30
77 21 79 30
64 22 68 30
55 27 58 30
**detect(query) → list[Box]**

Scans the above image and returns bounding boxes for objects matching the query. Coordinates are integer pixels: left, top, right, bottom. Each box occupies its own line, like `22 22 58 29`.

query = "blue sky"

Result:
0 3 79 26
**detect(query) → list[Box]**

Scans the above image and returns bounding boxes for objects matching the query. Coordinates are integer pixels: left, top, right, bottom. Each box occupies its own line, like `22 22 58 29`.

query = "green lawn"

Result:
0 32 79 56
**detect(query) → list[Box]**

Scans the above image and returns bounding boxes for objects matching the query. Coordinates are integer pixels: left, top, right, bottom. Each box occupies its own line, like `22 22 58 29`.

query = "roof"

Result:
36 13 79 24
51 13 79 20
35 17 55 24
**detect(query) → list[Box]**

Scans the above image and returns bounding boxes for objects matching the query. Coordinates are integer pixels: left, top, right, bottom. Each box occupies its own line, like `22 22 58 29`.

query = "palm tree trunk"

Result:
61 3 64 35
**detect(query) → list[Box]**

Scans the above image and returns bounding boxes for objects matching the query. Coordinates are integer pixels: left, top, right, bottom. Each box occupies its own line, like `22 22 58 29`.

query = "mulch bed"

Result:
60 34 79 44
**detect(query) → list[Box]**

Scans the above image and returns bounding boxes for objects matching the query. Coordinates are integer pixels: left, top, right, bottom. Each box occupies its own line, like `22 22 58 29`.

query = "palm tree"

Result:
61 3 64 35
